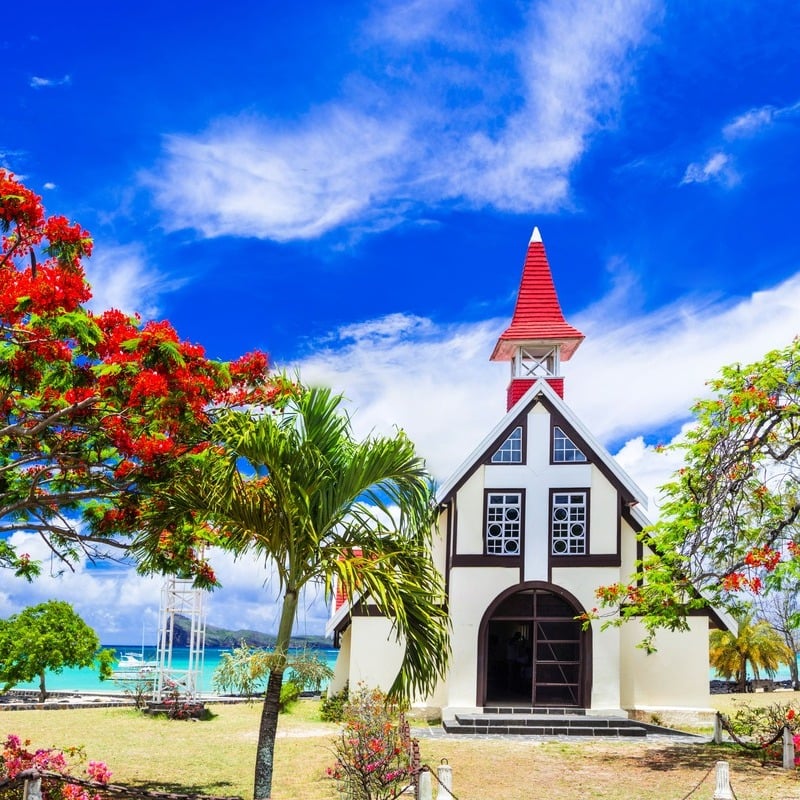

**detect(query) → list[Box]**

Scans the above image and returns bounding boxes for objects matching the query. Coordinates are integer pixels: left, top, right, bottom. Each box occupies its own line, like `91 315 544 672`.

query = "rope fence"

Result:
714 712 797 769
1 768 242 800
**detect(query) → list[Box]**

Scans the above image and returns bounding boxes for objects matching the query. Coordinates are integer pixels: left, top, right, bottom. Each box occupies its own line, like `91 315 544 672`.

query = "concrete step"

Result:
443 713 648 737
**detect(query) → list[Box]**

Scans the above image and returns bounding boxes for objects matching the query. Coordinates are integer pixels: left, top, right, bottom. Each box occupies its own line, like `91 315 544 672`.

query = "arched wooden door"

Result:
479 584 591 707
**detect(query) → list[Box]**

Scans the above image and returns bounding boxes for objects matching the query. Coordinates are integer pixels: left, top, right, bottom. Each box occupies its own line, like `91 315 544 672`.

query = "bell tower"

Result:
490 227 584 410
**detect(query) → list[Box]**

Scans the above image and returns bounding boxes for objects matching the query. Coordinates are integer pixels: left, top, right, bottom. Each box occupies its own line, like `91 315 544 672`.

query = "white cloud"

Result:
680 152 739 187
292 269 800 507
147 0 659 241
84 242 178 318
723 99 800 139
30 75 71 89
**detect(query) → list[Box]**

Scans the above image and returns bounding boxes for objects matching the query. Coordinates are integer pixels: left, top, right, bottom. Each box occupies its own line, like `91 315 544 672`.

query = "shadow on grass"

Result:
119 778 242 798
600 742 793 777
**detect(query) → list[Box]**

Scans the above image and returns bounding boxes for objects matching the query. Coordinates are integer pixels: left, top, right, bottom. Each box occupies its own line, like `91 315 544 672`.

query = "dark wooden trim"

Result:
475 581 593 709
452 554 523 567
549 554 620 568
443 499 453 600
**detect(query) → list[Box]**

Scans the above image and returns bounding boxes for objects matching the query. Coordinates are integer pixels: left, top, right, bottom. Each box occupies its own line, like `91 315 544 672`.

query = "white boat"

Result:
111 651 159 681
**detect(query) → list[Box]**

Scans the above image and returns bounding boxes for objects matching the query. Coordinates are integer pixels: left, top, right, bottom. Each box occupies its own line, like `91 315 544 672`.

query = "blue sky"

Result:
3 0 800 644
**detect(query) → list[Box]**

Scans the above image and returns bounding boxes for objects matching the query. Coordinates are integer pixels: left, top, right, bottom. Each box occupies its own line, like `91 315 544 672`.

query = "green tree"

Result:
134 385 450 800
709 611 792 691
757 583 800 689
212 640 333 699
594 339 800 644
0 600 113 701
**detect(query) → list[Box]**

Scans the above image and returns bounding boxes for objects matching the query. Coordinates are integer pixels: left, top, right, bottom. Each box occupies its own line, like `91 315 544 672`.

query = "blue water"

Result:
14 645 339 695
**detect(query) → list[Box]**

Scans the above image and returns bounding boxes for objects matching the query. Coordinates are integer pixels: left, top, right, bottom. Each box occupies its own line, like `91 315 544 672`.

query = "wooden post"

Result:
436 760 453 800
783 725 795 770
713 761 733 800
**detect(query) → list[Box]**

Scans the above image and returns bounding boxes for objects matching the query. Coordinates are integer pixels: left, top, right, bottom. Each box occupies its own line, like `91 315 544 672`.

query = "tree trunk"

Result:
38 670 47 703
737 654 747 692
790 653 799 691
253 587 298 800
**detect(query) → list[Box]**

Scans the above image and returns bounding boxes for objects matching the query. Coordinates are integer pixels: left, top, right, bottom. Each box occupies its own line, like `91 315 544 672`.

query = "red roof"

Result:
490 227 584 361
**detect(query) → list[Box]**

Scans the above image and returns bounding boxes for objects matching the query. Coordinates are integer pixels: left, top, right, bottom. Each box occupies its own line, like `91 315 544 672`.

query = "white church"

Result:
327 228 728 728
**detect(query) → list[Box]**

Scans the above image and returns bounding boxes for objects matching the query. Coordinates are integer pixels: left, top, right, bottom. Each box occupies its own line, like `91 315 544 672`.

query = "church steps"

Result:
443 712 648 737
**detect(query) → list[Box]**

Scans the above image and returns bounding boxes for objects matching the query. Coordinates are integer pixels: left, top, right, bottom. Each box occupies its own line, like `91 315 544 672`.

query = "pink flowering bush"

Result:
327 686 414 800
0 734 111 800
728 702 800 766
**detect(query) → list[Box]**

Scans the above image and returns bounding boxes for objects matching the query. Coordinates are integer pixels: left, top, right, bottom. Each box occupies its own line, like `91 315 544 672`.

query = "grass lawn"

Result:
2 695 799 800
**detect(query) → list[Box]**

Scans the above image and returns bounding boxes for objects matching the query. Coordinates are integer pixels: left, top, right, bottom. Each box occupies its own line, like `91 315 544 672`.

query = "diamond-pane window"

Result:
553 426 586 463
491 427 523 463
551 492 587 555
486 493 522 556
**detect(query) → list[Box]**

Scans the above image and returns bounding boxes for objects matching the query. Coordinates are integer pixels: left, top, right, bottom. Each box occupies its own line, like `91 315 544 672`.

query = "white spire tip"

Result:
529 226 542 244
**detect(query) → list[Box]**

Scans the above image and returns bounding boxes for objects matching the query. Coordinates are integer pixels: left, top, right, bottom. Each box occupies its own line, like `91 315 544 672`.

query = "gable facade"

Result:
327 229 716 718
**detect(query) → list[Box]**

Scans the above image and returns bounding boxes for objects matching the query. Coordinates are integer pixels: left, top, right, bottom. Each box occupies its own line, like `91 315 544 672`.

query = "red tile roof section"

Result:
332 547 363 613
490 230 584 361
508 377 564 407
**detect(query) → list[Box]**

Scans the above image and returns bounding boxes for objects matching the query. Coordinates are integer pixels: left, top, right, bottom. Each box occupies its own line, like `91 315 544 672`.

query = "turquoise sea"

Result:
13 645 799 694
14 645 339 695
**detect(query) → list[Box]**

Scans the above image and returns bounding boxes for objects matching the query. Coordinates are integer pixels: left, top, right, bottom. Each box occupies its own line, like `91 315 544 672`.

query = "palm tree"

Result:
709 611 793 691
135 384 450 800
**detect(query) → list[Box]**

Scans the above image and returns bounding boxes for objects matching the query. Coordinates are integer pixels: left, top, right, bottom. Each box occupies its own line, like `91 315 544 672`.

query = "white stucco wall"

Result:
344 616 407 694
445 567 518 709
453 469 485 554
619 616 712 710
328 626 352 696
588 466 618 554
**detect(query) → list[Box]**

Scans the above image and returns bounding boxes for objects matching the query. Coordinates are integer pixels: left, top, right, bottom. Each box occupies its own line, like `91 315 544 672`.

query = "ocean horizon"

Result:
12 644 339 695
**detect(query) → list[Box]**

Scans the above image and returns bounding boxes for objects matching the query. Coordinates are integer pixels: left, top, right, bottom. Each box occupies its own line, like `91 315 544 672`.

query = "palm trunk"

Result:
738 654 747 692
253 587 298 800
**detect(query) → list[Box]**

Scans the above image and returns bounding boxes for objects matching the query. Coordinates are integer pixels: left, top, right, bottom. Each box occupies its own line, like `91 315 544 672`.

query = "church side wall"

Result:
619 617 712 711
345 616 406 694
328 626 352 696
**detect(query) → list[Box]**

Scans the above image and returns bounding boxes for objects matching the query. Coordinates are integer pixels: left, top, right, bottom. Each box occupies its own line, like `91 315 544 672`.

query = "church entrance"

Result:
482 585 587 707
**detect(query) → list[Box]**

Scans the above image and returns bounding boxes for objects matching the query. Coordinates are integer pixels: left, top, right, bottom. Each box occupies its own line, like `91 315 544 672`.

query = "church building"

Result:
327 228 726 724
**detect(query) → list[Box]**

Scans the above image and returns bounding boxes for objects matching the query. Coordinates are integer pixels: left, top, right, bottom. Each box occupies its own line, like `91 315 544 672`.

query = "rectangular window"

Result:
551 491 587 555
485 492 522 556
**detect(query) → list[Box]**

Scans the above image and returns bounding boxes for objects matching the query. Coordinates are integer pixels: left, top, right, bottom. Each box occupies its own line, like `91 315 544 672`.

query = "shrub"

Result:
279 679 302 713
327 686 414 800
320 682 349 722
0 734 111 800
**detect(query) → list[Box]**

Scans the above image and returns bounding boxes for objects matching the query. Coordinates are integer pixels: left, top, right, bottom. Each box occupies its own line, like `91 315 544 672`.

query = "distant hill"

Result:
171 615 332 650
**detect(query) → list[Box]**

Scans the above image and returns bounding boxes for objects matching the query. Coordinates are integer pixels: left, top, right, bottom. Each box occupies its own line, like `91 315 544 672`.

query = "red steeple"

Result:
491 227 584 408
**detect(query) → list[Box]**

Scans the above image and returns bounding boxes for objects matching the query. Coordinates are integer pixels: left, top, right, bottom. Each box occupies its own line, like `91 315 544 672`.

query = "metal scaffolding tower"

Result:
154 577 206 700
